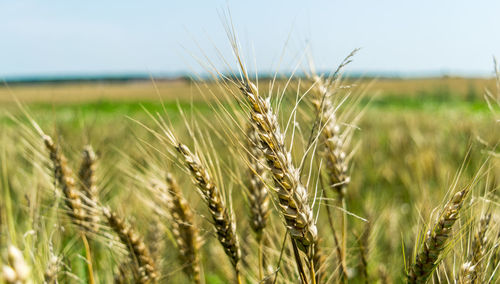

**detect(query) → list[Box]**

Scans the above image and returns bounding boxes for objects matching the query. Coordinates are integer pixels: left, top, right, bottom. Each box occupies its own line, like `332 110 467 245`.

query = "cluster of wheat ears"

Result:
1 35 500 284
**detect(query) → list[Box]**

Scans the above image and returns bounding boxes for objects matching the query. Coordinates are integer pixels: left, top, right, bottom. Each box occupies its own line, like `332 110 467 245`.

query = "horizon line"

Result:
1 69 496 85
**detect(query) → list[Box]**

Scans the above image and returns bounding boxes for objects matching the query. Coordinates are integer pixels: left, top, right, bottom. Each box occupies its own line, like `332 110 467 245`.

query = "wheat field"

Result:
1 43 499 284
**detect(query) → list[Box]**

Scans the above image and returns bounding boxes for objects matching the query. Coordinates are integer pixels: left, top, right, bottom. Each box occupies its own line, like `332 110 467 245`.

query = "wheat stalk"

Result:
312 75 351 282
234 73 318 283
358 222 371 284
312 238 326 283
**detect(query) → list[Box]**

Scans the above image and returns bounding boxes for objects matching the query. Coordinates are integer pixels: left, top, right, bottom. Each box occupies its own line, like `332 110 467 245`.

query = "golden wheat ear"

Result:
136 93 242 281
238 79 318 252
408 187 470 283
164 172 202 284
244 123 271 281
232 68 319 284
307 51 367 282
310 75 350 198
225 32 318 281
102 207 158 284
79 145 100 232
2 245 30 284
174 143 242 280
458 213 491 283
42 134 87 228
113 260 133 284
245 124 270 242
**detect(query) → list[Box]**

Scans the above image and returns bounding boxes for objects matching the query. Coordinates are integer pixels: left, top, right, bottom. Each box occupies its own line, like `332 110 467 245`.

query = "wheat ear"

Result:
113 260 131 284
246 124 270 241
78 145 100 232
408 188 469 283
312 75 350 282
145 215 166 271
43 255 60 284
175 143 241 278
238 79 317 253
246 124 271 280
2 245 30 284
164 173 202 284
43 134 86 227
459 213 491 283
43 242 61 284
312 76 350 198
102 207 158 284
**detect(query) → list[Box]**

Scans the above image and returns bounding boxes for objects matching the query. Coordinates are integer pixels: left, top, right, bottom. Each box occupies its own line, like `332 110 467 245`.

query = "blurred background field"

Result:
1 76 497 123
1 76 497 103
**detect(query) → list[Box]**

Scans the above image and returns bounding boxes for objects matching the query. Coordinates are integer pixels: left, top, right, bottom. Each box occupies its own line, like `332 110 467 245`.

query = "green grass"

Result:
2 89 494 123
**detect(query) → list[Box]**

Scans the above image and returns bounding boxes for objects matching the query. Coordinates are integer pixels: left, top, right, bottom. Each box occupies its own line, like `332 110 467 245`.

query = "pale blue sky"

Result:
1 0 500 77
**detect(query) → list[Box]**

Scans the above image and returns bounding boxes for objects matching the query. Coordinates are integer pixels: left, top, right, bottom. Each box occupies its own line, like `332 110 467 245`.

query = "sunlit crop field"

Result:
1 74 499 283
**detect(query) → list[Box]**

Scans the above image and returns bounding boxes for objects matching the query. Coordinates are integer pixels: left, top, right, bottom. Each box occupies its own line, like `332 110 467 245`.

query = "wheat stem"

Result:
81 233 95 284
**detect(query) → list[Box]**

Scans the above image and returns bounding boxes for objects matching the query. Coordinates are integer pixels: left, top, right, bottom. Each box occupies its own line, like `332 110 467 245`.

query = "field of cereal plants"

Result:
1 44 499 284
